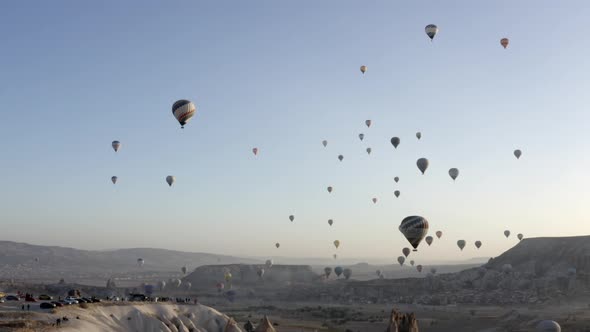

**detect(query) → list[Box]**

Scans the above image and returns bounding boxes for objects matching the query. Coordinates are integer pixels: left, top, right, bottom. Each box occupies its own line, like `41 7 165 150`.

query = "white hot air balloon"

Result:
172 100 197 129
112 141 121 152
425 24 438 41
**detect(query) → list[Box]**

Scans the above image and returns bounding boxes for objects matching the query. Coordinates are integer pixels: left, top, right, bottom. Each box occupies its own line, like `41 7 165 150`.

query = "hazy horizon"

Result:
0 1 588 264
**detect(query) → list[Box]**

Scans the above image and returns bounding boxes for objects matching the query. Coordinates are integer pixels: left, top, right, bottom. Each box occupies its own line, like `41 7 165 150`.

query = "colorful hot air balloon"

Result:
334 266 343 277
416 132 422 140
504 230 511 238
137 258 144 267
416 158 429 174
436 231 442 239
111 176 118 184
360 65 367 74
399 216 429 251
328 219 333 226
257 268 265 278
166 175 175 187
500 38 509 49
265 259 273 268
425 24 438 40
457 240 466 251
216 282 225 292
517 233 524 241
390 137 400 149
343 268 352 280
397 256 405 266
289 215 295 222
252 147 259 156
425 236 433 246
514 149 522 159
224 272 232 282
275 242 280 248
410 260 415 266
372 197 378 204
327 186 333 193
402 247 411 258
366 147 372 155
112 141 121 152
322 140 328 147
324 267 332 278
394 190 400 198
449 168 459 181
416 265 423 273
365 120 372 128
474 240 482 249
333 240 340 249
394 177 400 183
359 133 365 141
181 266 187 274
338 155 344 162
172 100 196 129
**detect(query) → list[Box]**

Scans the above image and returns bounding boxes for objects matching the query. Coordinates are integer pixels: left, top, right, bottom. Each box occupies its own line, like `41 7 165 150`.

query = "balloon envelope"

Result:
394 176 399 183
112 141 121 152
416 265 423 273
436 231 442 239
338 155 343 162
322 140 328 147
397 256 405 266
425 24 438 40
449 168 459 181
416 158 429 174
324 267 332 278
517 233 524 241
343 268 352 280
111 176 117 184
390 137 400 148
500 38 509 49
333 240 340 249
416 132 422 140
334 266 343 277
399 216 429 250
252 148 258 156
402 247 411 258
475 241 482 249
360 65 367 74
457 240 466 251
410 260 415 266
504 230 511 238
372 197 378 204
289 215 295 222
365 120 372 128
275 243 280 248
327 186 333 193
172 100 196 129
425 236 433 246
265 259 273 268
166 175 175 187
536 320 561 332
359 133 364 141
394 190 400 198
328 219 333 226
514 149 522 159
366 147 372 155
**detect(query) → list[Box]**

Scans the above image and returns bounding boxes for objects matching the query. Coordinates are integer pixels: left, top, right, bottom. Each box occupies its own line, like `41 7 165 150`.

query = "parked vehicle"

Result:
40 302 56 309
51 301 63 307
5 295 20 301
39 295 53 300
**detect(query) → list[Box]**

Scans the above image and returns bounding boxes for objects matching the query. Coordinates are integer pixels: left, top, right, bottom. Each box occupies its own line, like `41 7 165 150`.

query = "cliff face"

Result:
183 264 319 289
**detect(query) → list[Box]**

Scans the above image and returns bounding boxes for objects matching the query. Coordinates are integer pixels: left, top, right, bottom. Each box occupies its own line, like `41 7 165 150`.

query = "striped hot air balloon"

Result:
399 216 429 251
172 100 196 129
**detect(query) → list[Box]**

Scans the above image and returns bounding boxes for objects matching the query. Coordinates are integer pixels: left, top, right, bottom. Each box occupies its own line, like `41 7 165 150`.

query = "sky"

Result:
0 1 588 263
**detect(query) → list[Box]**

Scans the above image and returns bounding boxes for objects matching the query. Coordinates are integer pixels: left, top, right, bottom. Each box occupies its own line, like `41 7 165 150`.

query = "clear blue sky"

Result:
0 1 588 263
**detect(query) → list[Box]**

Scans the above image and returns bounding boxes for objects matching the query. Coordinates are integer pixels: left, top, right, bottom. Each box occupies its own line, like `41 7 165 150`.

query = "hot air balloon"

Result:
360 65 367 74
365 120 372 128
112 141 121 152
324 267 332 278
252 148 258 156
372 197 378 204
158 280 166 291
166 176 175 187
391 137 400 149
397 256 405 266
425 24 438 40
289 215 295 222
275 243 280 248
416 265 423 273
517 233 524 241
425 236 433 246
172 279 182 288
449 168 459 181
343 268 352 280
394 176 399 183
366 147 372 155
416 132 422 140
514 149 522 159
34 257 39 263
402 247 411 258
327 186 333 193
265 259 273 268
137 258 144 267
399 216 429 251
475 241 482 249
410 260 415 266
416 158 429 174
359 133 365 141
338 155 343 162
504 230 511 238
322 140 328 147
111 176 118 184
334 266 343 277
457 240 466 251
536 320 561 332
224 272 233 282
430 268 437 274
436 231 442 239
216 282 225 292
185 282 192 290
394 190 400 198
333 240 340 249
376 270 382 277
172 100 196 129
257 268 265 278
181 266 187 274
328 219 333 226
500 38 509 49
